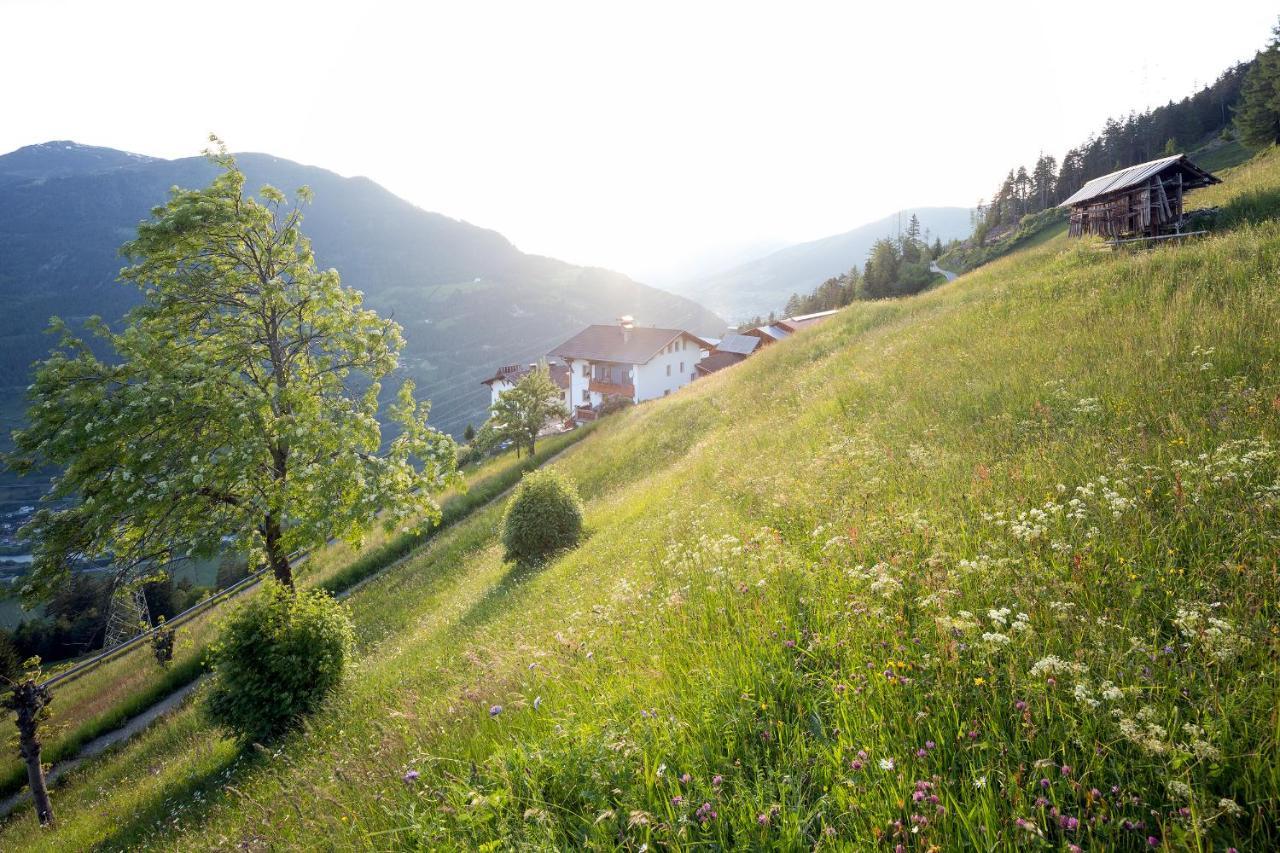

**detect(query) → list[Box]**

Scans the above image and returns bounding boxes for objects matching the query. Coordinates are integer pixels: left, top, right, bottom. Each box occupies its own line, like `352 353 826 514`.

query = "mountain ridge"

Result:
0 142 725 448
672 206 973 320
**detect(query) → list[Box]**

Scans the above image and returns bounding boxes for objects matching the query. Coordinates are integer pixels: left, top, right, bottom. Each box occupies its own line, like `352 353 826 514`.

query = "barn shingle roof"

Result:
1059 154 1218 208
714 333 760 356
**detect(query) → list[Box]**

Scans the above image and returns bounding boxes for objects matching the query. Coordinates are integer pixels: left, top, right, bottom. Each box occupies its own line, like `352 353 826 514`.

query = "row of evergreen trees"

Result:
765 215 946 321
973 56 1257 241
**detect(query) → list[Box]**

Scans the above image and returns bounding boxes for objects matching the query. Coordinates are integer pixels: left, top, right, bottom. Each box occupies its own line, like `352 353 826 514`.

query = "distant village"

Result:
481 309 839 429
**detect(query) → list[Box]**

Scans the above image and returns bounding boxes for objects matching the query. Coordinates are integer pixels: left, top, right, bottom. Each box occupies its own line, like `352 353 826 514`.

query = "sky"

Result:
1 0 1275 284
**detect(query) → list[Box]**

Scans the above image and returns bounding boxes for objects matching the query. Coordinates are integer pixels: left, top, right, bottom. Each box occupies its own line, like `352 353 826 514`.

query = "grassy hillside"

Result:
4 151 1280 850
0 430 589 800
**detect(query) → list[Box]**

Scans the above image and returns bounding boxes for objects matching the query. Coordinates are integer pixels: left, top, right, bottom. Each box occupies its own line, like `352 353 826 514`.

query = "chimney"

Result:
618 314 634 342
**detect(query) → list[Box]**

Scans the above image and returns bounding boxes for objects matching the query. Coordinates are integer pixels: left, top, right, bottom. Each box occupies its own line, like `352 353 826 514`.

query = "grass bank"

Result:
0 427 589 799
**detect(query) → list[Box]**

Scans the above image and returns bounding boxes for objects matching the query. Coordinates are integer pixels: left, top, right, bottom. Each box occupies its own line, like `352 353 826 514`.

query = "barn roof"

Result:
714 333 761 356
1059 154 1219 208
548 325 711 364
695 350 748 376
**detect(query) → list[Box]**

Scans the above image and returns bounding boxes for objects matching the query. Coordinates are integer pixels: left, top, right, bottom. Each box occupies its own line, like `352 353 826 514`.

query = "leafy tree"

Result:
5 139 458 598
488 365 568 457
1236 22 1280 147
463 423 476 443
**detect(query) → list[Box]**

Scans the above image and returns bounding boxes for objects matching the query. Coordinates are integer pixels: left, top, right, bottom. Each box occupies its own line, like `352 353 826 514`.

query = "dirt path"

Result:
930 260 958 282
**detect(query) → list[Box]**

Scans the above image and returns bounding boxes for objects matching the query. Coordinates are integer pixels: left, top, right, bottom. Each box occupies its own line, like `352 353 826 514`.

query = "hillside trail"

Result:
0 439 581 820
930 260 958 282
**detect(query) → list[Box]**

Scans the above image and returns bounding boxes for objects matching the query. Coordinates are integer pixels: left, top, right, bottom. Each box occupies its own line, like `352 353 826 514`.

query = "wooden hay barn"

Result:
1060 153 1219 241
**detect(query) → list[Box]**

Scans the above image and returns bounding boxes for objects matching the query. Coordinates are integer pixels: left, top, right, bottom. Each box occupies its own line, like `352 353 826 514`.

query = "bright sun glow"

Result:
1 0 1273 283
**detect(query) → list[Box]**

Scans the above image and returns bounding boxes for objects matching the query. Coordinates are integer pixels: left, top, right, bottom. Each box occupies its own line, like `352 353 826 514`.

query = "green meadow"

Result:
3 150 1280 850
0 429 588 801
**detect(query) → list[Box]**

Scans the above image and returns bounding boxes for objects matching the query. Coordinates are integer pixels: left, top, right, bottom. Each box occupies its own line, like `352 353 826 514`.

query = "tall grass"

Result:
3 152 1280 850
0 427 589 798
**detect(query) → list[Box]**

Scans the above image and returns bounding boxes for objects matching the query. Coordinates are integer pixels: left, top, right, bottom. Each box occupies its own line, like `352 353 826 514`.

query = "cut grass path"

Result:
0 427 591 807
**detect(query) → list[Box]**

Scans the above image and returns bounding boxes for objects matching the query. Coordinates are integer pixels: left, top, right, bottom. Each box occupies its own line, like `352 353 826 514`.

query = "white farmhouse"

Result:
548 317 710 421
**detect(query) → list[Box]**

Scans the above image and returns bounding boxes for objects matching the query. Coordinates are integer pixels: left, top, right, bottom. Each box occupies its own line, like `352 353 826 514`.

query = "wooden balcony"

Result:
589 378 635 398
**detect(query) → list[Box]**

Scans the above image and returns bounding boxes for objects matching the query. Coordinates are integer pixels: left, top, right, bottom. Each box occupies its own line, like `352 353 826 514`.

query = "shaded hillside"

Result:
673 207 972 320
0 143 724 445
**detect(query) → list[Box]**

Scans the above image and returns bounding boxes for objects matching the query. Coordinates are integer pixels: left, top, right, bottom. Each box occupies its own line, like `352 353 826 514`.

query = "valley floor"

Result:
3 152 1280 851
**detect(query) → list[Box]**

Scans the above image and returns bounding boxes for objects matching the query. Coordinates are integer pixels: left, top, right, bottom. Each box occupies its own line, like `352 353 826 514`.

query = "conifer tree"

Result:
1236 22 1280 148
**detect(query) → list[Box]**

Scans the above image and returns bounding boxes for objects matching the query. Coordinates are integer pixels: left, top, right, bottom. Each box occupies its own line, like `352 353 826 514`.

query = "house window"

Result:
664 389 670 396
679 361 684 373
581 363 589 377
666 364 671 376
581 389 589 402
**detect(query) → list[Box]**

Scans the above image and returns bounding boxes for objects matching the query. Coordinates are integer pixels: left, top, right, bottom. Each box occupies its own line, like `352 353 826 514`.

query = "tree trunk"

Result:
263 513 293 588
8 679 54 825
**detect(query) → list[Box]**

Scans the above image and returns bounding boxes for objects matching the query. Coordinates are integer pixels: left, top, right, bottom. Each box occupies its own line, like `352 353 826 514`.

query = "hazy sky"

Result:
2 1 1275 283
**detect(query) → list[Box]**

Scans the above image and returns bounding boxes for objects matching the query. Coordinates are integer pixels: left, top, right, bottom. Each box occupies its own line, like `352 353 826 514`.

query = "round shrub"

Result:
502 469 584 564
204 580 355 743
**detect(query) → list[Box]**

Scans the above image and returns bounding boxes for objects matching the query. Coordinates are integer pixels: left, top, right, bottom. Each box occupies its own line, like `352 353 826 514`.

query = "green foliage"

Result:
463 423 476 443
941 206 1068 273
149 616 174 668
204 581 354 743
487 366 569 457
0 426 591 801
501 469 583 564
5 137 458 598
1235 22 1280 148
597 395 635 417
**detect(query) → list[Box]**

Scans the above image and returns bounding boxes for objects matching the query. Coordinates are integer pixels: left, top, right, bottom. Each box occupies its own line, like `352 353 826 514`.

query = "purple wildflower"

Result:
757 812 770 826
1060 765 1072 776
712 774 724 788
672 795 683 806
680 773 691 784
925 740 936 750
402 770 419 784
489 704 502 717
696 802 717 824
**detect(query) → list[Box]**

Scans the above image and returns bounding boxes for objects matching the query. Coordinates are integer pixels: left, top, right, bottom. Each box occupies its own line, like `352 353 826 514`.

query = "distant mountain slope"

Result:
674 207 973 320
0 144 725 449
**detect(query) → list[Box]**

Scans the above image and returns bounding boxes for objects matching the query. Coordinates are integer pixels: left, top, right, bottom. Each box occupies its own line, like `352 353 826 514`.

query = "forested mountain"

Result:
673 207 972 320
972 61 1253 240
0 142 725 448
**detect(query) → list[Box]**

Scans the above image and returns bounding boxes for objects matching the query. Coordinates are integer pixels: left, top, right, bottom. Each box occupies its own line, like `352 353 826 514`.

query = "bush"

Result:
204 580 355 743
501 469 584 564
